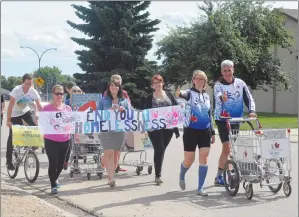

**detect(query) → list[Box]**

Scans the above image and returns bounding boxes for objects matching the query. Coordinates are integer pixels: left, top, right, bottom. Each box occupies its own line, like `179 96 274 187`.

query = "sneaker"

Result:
51 187 58 194
179 179 186 190
6 161 15 171
214 176 225 187
108 179 116 188
155 177 163 184
55 181 60 189
118 167 127 172
197 189 208 196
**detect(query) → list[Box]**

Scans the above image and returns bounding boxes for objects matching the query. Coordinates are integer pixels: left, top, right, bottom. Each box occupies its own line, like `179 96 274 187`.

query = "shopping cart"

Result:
222 117 292 200
117 131 153 176
68 134 105 180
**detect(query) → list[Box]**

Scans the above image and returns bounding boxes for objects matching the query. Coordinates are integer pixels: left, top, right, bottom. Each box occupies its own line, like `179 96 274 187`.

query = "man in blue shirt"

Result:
213 60 257 186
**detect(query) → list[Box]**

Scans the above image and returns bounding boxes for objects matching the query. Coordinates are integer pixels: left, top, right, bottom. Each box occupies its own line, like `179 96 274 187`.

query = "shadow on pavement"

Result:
90 185 288 213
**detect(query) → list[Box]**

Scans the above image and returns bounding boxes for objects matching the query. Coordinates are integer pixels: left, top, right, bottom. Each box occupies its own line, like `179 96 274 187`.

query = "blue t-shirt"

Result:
180 88 214 131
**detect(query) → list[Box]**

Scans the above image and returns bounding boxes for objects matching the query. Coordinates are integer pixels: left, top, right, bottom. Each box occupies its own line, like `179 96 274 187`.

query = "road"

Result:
1 114 298 217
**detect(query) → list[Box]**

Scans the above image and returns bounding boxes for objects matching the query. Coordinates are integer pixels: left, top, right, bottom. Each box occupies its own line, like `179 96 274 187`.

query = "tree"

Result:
33 66 75 93
1 75 22 91
67 1 160 108
156 1 295 91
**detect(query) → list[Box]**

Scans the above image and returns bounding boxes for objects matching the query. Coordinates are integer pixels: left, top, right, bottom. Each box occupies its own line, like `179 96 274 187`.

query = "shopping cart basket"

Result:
222 117 292 200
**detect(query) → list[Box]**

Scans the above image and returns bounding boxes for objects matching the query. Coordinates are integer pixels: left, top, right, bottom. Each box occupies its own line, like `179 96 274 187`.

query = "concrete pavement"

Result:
1 114 298 217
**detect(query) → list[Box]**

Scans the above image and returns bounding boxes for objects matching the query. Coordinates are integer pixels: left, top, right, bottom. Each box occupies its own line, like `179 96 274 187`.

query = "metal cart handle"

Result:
224 117 262 131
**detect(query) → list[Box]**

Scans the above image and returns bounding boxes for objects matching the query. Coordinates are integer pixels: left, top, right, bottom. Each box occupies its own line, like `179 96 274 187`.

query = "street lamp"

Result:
20 46 57 94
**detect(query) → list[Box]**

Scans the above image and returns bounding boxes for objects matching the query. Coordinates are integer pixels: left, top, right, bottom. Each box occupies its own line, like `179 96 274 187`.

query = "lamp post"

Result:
20 46 57 94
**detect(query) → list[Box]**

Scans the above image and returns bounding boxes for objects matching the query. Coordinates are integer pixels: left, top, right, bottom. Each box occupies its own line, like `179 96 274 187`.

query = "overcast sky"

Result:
1 1 298 77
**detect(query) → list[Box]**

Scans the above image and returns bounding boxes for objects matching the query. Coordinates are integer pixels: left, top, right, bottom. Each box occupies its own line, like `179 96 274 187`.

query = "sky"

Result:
1 1 298 77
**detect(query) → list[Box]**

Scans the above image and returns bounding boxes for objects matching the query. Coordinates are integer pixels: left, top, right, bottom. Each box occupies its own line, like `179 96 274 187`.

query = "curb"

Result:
1 179 77 217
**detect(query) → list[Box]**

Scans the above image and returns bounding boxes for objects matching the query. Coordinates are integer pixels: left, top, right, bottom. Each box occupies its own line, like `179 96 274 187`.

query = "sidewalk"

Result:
1 180 76 217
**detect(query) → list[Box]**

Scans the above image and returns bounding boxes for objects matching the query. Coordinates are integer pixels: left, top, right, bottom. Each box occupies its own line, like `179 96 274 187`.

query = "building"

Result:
251 9 298 115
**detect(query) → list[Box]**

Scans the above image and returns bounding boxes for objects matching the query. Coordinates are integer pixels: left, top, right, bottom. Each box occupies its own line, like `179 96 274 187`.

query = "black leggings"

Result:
44 139 69 188
7 111 36 161
148 129 174 178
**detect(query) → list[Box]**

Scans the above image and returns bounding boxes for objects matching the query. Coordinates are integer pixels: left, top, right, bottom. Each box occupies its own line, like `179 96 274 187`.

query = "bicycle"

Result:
7 146 40 183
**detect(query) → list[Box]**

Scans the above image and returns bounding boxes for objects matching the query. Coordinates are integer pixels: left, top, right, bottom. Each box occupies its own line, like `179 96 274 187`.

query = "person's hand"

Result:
175 88 181 98
118 106 125 112
211 135 215 144
222 91 228 102
6 121 12 128
249 112 257 118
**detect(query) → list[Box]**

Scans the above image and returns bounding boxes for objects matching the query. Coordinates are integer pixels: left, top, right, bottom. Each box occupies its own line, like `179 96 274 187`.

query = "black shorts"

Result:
183 127 211 152
216 121 240 143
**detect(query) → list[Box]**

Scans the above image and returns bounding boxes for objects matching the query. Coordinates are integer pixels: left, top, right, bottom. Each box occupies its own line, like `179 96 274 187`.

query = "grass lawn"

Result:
214 112 298 130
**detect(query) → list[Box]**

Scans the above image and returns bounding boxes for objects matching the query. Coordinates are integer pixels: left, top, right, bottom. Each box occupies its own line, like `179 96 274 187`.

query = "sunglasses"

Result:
72 90 82 93
193 77 205 81
54 92 64 96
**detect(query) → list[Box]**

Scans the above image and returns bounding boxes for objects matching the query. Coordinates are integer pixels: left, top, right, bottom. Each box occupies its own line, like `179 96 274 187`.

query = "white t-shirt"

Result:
10 85 40 117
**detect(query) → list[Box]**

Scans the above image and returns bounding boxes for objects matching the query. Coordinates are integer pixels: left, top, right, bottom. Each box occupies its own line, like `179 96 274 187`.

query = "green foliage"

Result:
1 76 22 91
67 1 160 108
156 1 295 91
33 66 75 93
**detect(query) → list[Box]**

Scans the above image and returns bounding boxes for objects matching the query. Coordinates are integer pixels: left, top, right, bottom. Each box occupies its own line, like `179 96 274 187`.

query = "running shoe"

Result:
214 176 225 186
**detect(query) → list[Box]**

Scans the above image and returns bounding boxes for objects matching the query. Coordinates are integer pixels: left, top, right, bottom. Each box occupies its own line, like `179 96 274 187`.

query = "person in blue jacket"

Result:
176 70 215 196
213 60 256 186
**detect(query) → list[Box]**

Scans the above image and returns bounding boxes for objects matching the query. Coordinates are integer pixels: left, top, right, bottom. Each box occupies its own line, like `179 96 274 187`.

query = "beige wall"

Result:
252 17 298 115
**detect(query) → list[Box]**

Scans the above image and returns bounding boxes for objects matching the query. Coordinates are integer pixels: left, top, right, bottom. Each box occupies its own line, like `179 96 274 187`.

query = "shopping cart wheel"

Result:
223 160 240 196
148 166 153 175
136 167 141 176
70 171 74 178
243 182 246 190
245 183 253 200
283 181 292 197
87 173 91 180
97 172 103 180
267 160 283 193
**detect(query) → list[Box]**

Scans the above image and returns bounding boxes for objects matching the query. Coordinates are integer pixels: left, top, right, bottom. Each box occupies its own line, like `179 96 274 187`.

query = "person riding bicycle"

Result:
213 60 257 186
6 74 43 170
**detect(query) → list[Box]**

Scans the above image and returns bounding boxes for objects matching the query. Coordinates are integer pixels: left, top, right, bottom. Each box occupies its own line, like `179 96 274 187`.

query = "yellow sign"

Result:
34 77 45 87
12 125 44 147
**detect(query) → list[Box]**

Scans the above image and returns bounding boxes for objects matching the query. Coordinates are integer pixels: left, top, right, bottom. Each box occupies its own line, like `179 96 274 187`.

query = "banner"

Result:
12 125 44 147
71 94 102 111
71 93 102 144
38 105 185 134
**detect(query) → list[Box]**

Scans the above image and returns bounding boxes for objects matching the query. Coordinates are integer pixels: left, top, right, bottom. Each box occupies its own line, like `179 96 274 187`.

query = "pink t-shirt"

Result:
42 103 72 142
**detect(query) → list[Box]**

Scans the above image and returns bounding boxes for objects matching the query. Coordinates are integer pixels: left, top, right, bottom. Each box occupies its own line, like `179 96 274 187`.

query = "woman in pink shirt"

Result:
43 84 72 194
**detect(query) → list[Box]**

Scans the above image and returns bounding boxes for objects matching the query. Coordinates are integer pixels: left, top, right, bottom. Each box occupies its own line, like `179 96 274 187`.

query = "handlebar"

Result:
225 117 259 123
222 116 262 130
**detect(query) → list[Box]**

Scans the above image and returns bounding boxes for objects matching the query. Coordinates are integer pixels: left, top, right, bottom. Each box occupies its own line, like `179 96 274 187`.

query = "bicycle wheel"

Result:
7 149 20 179
223 160 240 196
24 149 40 183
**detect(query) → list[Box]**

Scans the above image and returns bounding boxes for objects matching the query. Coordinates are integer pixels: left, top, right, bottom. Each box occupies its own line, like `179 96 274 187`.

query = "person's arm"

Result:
166 91 178 105
143 94 151 110
213 83 223 120
1 96 5 115
179 90 191 101
242 82 256 115
6 97 15 127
